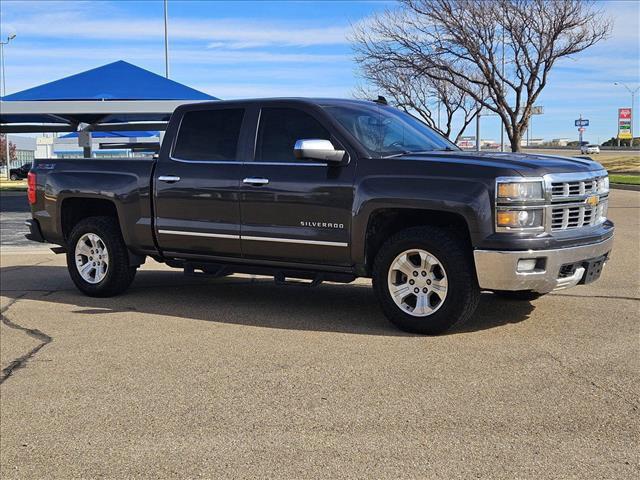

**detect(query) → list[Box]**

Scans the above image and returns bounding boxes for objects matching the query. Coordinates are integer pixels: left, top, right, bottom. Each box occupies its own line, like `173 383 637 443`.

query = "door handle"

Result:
243 177 269 186
158 175 181 183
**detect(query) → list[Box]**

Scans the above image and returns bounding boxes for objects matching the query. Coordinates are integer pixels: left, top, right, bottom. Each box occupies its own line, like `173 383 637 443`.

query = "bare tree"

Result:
352 0 611 151
1 135 17 166
353 62 480 143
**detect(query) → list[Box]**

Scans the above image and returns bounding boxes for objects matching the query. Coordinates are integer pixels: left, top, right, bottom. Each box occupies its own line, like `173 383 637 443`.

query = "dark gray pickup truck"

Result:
25 98 614 334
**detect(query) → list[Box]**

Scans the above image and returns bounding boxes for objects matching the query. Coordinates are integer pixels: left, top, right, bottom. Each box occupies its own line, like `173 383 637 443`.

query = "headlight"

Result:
496 208 544 230
597 176 609 194
497 181 544 201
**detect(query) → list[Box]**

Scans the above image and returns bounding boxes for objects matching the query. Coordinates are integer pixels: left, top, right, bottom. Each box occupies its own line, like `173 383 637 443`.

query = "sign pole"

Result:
631 92 635 144
475 110 481 152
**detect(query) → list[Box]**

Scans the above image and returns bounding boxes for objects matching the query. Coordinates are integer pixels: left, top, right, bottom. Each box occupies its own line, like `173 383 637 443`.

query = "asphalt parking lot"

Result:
1 189 638 479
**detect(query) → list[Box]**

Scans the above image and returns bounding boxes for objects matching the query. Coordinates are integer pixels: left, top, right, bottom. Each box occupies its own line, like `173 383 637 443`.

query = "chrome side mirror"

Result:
293 139 346 163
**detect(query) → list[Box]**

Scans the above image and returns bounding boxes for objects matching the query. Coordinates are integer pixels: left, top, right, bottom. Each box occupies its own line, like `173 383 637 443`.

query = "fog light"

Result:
517 259 538 272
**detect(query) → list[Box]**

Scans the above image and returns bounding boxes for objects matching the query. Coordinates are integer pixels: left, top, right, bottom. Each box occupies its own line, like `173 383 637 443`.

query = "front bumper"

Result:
473 235 614 293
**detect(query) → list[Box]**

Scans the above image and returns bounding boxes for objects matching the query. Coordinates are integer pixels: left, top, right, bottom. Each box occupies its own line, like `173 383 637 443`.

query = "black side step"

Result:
182 261 355 286
184 263 229 278
274 272 324 288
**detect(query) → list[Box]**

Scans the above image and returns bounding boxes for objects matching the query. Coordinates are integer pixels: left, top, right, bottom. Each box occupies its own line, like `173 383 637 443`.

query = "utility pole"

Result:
1 34 17 179
164 0 170 78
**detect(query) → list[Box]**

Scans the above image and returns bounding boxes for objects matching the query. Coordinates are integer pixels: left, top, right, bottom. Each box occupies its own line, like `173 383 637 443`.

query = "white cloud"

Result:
2 10 350 47
8 45 349 65
192 82 352 99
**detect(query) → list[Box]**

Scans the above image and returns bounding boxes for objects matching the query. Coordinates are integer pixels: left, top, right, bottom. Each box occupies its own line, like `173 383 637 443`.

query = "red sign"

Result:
619 108 633 139
578 127 586 132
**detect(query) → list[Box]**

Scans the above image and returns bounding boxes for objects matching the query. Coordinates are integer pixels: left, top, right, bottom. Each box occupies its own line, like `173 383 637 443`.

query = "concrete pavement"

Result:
1 190 638 479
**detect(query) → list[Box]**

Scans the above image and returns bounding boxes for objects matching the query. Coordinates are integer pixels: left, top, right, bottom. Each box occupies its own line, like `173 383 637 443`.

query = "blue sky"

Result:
1 0 639 143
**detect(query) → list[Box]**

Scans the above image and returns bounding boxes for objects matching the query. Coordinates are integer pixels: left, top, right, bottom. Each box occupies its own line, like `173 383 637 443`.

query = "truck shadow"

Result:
1 265 536 336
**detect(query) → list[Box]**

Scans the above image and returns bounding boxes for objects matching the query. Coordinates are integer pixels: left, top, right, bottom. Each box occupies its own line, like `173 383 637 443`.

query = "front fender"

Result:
351 175 494 267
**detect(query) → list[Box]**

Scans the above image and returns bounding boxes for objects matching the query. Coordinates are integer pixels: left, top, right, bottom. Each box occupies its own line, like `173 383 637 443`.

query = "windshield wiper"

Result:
382 150 413 158
382 147 456 158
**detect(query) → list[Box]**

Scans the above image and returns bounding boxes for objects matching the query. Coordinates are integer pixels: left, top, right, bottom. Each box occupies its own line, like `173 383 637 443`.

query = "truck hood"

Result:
399 150 606 176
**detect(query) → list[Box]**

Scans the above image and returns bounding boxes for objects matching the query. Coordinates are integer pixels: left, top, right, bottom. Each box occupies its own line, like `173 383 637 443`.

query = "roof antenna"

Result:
374 95 388 105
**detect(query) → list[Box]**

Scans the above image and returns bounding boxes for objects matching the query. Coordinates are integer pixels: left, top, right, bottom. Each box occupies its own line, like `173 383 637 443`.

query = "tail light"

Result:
27 171 37 204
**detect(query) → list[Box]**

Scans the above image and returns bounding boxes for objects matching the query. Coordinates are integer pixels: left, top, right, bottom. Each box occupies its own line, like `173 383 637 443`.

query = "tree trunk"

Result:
509 127 524 152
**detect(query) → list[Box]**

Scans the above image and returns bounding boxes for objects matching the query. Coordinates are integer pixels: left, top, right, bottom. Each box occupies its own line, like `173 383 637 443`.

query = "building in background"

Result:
520 138 545 147
550 138 571 147
36 135 55 158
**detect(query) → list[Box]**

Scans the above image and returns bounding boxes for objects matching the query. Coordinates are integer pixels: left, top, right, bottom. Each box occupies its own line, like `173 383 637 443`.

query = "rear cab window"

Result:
172 108 244 161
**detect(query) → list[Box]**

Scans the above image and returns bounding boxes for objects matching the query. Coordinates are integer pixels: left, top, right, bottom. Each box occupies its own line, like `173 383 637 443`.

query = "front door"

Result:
240 106 356 266
154 106 246 257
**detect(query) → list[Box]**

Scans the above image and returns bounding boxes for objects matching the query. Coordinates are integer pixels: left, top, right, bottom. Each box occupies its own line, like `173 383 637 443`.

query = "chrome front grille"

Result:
550 200 608 231
546 171 609 232
550 176 607 200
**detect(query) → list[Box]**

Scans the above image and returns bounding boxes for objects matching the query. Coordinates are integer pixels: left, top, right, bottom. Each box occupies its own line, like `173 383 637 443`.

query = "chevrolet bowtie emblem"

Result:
586 195 599 207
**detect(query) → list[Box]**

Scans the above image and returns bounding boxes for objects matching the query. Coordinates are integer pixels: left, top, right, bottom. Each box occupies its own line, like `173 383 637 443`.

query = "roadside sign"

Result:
578 127 586 133
575 119 589 127
618 108 632 139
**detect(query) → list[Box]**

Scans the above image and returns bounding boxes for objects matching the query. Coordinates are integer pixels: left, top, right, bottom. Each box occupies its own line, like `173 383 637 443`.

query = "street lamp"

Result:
164 0 170 79
1 33 17 178
614 82 639 144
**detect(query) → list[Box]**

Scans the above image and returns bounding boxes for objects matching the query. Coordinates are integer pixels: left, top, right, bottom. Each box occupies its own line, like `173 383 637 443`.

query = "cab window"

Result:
173 108 244 161
255 107 332 162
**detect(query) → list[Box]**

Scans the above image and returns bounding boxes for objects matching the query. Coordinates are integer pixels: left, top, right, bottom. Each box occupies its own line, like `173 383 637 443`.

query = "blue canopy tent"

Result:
0 60 217 135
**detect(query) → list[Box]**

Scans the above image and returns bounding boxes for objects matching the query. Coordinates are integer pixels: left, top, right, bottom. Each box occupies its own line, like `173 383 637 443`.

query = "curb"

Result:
611 183 640 192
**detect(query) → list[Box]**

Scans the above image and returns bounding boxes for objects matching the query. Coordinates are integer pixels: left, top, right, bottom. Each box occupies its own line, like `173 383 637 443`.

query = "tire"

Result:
10 174 17 181
66 216 137 297
372 226 480 335
493 290 543 301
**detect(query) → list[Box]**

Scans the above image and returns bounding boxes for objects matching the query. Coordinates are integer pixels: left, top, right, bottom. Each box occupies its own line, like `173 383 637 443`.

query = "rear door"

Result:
240 104 356 266
154 106 247 257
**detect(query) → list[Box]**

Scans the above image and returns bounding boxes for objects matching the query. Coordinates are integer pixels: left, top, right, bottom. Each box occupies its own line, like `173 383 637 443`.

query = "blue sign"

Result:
575 119 589 127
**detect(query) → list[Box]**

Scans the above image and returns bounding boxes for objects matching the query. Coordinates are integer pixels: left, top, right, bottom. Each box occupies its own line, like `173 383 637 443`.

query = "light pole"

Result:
163 0 170 78
1 34 17 178
614 82 639 145
500 26 505 152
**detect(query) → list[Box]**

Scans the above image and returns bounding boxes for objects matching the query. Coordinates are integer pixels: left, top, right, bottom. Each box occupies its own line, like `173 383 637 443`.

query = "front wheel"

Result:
10 174 18 181
66 216 137 297
373 226 480 335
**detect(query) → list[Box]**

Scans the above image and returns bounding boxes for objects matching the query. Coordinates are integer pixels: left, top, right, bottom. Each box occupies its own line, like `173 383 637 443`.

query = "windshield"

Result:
322 103 458 157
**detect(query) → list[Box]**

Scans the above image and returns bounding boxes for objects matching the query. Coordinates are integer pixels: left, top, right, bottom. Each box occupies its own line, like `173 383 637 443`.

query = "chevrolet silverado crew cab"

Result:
25 98 614 334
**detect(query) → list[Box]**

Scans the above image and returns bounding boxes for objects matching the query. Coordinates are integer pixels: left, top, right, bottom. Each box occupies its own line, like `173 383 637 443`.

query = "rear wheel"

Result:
66 216 137 297
373 226 480 335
